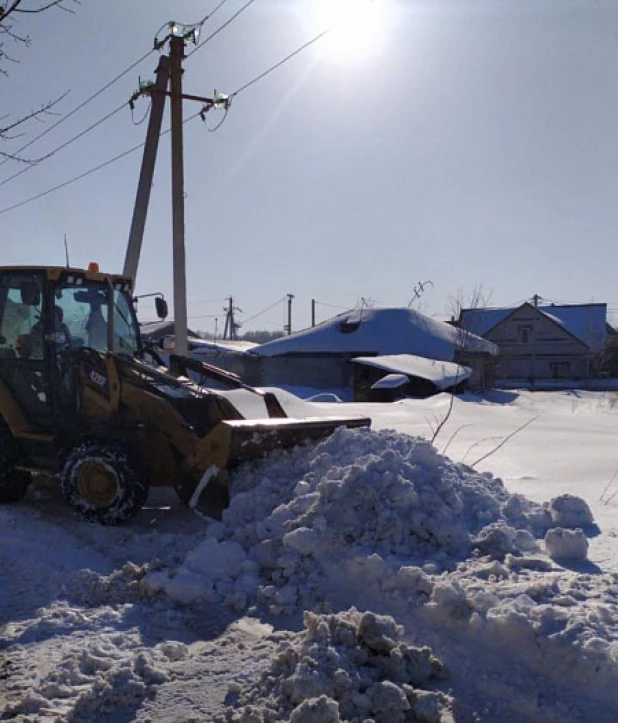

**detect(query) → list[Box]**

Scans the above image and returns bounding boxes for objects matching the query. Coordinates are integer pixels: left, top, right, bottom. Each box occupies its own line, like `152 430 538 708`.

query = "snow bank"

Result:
217 607 452 723
141 426 618 718
145 427 583 614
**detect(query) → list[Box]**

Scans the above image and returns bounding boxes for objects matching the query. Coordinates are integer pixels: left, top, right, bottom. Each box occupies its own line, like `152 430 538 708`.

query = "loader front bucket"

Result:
177 414 371 519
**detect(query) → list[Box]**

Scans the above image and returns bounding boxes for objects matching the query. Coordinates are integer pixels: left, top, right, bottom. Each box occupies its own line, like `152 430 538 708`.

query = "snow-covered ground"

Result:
2 389 618 722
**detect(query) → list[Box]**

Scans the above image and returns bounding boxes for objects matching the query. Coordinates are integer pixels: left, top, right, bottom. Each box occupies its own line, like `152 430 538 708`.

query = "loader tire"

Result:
0 418 30 503
61 440 149 525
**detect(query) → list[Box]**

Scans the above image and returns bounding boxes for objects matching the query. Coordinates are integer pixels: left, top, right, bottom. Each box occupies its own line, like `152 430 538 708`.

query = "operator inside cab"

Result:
85 301 107 351
51 306 71 349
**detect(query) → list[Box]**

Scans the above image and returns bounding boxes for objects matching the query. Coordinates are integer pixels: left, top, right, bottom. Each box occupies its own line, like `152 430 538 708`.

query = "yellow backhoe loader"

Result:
0 265 370 524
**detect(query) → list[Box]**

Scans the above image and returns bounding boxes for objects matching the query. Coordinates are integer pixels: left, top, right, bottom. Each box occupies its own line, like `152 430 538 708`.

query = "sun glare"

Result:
309 0 392 63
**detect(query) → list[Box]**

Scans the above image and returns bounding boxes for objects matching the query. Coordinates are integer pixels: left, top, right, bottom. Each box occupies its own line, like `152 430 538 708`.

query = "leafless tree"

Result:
429 285 495 447
447 285 492 329
0 0 77 161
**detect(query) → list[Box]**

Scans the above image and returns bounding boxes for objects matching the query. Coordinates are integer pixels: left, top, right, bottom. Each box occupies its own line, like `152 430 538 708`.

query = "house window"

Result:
518 325 532 343
550 362 570 379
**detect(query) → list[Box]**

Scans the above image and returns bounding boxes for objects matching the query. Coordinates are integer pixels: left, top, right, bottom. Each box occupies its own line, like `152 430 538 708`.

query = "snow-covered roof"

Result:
353 353 472 390
251 308 498 360
460 303 608 352
371 373 409 390
139 321 256 354
538 305 607 352
190 338 257 355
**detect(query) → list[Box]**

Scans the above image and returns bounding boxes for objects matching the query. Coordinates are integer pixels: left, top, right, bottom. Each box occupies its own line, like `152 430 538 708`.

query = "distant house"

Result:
458 302 608 382
250 307 498 393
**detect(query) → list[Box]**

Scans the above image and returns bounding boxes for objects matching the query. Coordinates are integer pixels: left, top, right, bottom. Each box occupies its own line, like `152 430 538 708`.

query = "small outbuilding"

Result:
352 354 472 401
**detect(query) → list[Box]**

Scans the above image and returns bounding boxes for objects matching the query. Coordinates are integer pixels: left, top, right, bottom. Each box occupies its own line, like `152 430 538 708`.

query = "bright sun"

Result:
309 0 392 63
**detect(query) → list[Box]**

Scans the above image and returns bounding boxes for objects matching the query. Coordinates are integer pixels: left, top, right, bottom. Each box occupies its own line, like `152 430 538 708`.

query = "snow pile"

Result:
218 608 452 723
1 607 187 722
425 563 618 715
547 494 595 528
138 426 618 715
544 527 589 560
144 427 590 615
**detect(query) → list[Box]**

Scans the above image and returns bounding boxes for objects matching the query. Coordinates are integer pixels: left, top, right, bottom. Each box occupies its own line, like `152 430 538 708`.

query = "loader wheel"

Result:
0 419 30 503
61 441 149 525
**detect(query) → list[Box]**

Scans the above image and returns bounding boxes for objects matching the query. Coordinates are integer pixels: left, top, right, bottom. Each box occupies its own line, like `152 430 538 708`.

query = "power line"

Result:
230 28 330 98
0 101 128 189
186 0 255 61
0 48 155 168
154 0 232 44
0 142 144 215
0 10 334 214
0 2 231 172
315 300 347 310
240 296 287 326
201 0 233 23
0 110 203 216
0 3 236 189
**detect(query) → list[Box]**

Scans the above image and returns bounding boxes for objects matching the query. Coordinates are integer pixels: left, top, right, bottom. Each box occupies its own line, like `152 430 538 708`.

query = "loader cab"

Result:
0 267 140 430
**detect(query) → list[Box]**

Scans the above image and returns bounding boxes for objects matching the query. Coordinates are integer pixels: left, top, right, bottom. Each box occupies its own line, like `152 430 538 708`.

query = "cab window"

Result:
113 290 139 356
0 274 44 359
54 285 108 351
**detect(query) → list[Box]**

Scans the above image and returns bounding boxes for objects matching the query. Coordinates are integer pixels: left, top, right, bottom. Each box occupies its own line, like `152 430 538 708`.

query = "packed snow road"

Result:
2 390 618 722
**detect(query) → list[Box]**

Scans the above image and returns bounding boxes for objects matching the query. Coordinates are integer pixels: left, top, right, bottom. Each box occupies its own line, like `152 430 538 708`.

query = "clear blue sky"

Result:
2 0 618 334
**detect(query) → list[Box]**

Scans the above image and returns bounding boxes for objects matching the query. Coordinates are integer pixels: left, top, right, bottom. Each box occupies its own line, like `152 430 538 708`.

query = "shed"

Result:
352 354 472 401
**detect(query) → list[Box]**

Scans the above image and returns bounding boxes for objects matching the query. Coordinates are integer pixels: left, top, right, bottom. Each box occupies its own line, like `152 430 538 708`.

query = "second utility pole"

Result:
287 293 294 335
170 34 188 356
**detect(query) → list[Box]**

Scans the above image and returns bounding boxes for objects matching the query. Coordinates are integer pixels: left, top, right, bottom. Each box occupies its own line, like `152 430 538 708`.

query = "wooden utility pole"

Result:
311 298 316 327
124 55 170 282
170 35 188 356
125 23 221 355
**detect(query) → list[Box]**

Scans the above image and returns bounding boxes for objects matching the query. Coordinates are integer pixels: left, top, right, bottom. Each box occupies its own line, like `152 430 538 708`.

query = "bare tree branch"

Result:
0 91 68 161
1 1 76 21
0 1 78 73
460 436 503 465
441 424 472 457
430 392 456 445
469 416 538 468
600 468 618 504
1 2 76 155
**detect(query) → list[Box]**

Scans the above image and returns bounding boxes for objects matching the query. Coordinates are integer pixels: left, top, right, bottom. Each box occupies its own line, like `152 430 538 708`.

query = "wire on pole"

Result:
0 111 204 216
0 101 128 189
0 49 155 168
186 0 255 60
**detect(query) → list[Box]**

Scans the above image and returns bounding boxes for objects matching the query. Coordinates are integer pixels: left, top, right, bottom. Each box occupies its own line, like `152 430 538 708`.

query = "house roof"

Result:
190 338 257 355
251 307 498 360
352 354 472 390
139 321 256 354
459 303 608 352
